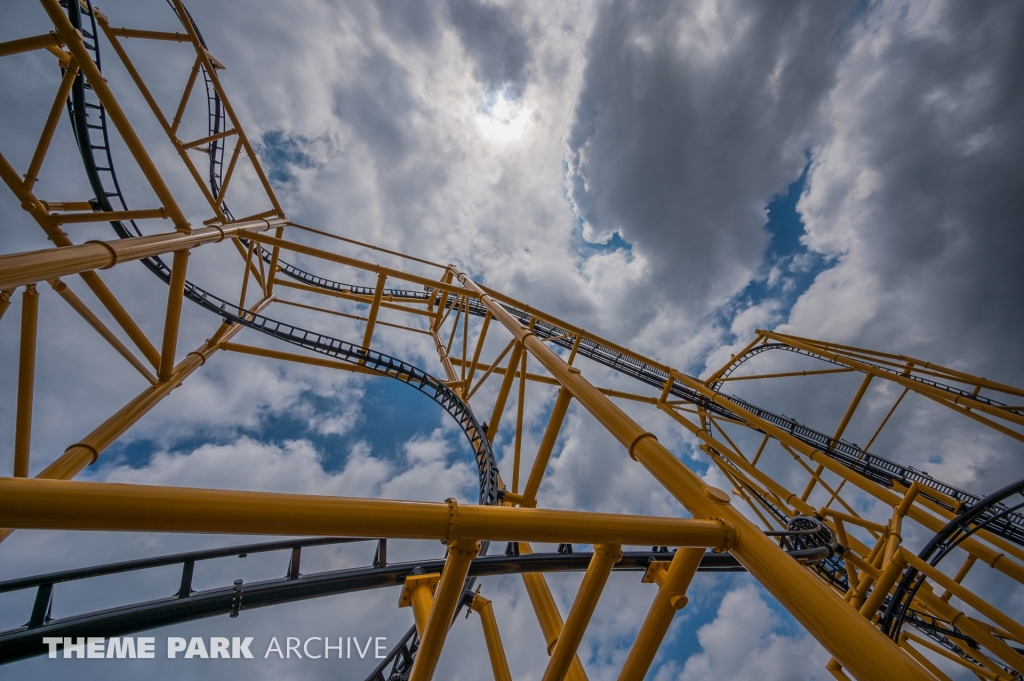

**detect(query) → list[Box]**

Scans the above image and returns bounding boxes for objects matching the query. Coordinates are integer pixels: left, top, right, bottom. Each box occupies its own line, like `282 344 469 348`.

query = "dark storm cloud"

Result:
567 0 853 317
802 1 1024 369
447 0 531 95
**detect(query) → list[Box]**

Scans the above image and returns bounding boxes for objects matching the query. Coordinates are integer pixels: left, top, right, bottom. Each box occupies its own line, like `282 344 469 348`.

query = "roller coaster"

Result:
1 2 1023 680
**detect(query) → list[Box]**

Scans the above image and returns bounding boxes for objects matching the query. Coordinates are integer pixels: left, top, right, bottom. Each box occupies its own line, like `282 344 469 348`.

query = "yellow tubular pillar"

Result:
542 544 622 681
14 285 40 477
409 539 480 681
0 297 273 544
617 547 704 681
521 387 573 506
471 594 513 681
49 279 156 383
158 249 190 380
519 543 590 681
487 342 524 443
399 572 440 637
802 372 873 501
362 272 388 350
916 587 1024 675
452 268 932 681
0 218 284 291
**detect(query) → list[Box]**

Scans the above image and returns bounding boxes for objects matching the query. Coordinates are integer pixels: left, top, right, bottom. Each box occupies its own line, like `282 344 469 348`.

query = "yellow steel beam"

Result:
512 350 527 493
0 297 274 544
171 54 202 135
704 333 764 385
487 342 525 443
760 331 1024 431
96 18 230 224
763 330 1024 399
273 279 436 318
518 542 590 681
180 128 237 151
430 326 461 386
801 372 873 501
52 207 167 225
158 249 190 381
0 482 730 547
669 369 1024 585
470 593 513 681
520 387 573 506
916 586 1024 675
452 267 932 681
246 232 472 298
0 218 285 290
220 342 381 378
78 271 162 369
718 367 855 382
288 222 446 270
39 0 191 231
899 633 981 681
542 543 621 681
464 339 517 400
901 548 1024 645
265 225 285 294
49 279 156 383
106 27 189 42
24 57 80 192
399 572 439 637
361 272 388 350
617 547 704 681
410 539 480 681
0 32 62 58
14 284 39 477
275 298 429 336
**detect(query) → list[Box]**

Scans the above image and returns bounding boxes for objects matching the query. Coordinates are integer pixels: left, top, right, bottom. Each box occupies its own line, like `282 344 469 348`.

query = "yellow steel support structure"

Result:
469 593 513 681
452 266 932 681
410 539 481 681
13 284 39 477
3 4 1023 679
617 547 704 681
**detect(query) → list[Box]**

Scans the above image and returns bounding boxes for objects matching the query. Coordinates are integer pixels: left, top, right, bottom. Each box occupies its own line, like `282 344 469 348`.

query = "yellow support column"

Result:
519 542 590 681
399 572 440 636
470 593 513 681
409 539 480 681
361 272 388 350
521 387 573 506
542 543 622 681
487 342 524 443
616 547 704 681
158 249 190 381
14 284 39 477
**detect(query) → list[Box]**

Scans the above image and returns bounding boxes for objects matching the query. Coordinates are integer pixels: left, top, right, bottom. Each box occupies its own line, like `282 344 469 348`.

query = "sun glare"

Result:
475 89 532 145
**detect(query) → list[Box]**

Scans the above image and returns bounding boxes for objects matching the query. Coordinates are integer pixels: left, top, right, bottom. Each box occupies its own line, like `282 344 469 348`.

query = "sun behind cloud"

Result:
475 88 533 144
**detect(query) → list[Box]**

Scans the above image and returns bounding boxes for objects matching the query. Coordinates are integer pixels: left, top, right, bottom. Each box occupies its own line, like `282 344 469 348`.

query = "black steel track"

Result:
0 542 742 665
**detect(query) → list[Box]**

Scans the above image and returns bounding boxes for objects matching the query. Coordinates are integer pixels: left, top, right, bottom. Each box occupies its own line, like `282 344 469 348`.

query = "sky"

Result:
1 0 1024 680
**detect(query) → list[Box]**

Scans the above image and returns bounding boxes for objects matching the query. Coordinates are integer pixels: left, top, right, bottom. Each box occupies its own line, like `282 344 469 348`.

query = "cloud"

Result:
657 583 830 681
566 0 852 322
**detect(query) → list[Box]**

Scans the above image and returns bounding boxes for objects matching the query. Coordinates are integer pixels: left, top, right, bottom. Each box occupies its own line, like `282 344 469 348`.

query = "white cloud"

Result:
659 583 830 681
